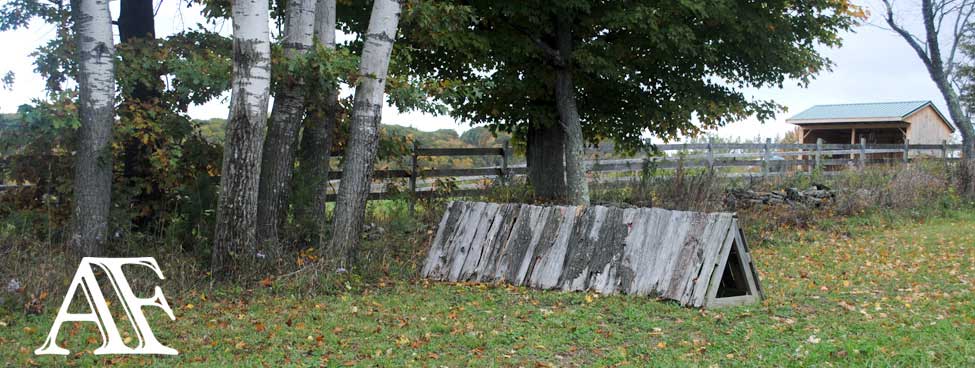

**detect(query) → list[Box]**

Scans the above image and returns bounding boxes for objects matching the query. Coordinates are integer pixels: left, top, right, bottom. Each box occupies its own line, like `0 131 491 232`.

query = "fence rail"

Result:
317 138 965 210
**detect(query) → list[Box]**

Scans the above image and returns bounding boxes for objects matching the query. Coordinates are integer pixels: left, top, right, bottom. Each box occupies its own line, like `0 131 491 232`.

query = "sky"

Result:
0 1 959 142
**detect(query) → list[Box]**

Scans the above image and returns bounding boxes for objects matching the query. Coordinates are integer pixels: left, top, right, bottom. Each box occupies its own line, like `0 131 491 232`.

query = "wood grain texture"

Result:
421 201 762 308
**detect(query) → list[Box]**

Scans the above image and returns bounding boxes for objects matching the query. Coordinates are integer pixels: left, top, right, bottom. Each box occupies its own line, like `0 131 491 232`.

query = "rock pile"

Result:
726 184 834 208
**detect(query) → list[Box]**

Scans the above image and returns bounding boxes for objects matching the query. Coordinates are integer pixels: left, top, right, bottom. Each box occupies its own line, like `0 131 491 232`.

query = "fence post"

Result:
903 138 910 163
501 140 510 186
815 138 823 171
706 138 714 171
409 141 418 215
859 137 866 168
762 138 770 175
942 139 948 165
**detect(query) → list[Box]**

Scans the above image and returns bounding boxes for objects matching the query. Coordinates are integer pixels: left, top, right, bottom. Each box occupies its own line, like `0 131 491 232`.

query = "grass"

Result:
2 209 975 367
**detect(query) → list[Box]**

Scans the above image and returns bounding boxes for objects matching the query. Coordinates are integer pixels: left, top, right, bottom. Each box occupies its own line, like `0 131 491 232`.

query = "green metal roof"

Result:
788 101 931 121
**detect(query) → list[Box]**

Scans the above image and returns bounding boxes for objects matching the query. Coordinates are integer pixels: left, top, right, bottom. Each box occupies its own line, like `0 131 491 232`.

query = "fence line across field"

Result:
1 139 964 203
314 138 965 208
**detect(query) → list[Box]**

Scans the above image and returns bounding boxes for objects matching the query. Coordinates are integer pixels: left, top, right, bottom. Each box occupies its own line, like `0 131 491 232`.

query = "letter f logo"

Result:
35 257 178 355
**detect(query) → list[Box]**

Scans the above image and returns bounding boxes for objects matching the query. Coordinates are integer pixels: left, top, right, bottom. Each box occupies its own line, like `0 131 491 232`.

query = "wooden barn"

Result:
786 101 955 147
422 201 764 308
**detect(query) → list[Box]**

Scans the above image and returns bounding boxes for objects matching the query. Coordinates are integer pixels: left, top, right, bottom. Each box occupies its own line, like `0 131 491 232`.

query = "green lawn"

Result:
2 211 975 367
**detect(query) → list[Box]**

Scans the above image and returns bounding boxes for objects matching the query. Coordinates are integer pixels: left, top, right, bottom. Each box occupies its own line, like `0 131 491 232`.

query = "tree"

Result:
71 0 116 256
327 0 402 269
117 0 164 229
212 0 272 278
407 1 859 201
882 0 975 195
257 0 316 248
294 0 340 245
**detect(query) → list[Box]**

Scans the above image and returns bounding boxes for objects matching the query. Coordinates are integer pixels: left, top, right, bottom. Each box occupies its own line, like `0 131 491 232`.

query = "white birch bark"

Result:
71 0 116 256
256 0 317 248
212 0 272 278
327 0 402 268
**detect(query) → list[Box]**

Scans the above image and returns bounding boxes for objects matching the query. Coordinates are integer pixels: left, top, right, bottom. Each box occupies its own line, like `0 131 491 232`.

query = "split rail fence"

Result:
1 138 964 204
325 138 964 207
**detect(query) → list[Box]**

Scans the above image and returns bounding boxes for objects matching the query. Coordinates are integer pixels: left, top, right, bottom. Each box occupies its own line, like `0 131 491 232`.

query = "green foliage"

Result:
0 0 66 31
956 38 975 116
0 96 78 234
406 0 861 151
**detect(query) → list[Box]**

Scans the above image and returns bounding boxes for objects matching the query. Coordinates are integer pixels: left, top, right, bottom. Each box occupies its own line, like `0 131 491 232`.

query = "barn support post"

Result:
762 138 771 175
501 140 510 186
815 138 823 171
409 141 418 215
859 137 867 168
903 139 910 163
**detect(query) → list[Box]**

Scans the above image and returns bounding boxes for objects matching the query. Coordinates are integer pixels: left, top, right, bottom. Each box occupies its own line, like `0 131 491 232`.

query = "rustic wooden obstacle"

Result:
421 201 764 308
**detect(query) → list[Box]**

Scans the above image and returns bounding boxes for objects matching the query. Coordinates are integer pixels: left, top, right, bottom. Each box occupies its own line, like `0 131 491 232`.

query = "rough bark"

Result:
118 0 161 229
294 0 339 244
553 16 590 205
70 0 116 256
212 0 272 278
327 0 402 269
526 122 567 200
883 0 975 196
256 0 317 248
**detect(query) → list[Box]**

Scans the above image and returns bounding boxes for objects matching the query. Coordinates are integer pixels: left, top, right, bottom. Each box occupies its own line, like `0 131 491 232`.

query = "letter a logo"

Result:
35 257 178 355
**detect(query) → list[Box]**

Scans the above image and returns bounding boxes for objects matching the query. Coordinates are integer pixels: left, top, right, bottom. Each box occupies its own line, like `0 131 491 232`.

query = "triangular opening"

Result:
715 238 752 298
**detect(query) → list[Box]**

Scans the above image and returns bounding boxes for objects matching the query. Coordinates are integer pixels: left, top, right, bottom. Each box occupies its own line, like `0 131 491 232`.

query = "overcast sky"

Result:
0 1 958 142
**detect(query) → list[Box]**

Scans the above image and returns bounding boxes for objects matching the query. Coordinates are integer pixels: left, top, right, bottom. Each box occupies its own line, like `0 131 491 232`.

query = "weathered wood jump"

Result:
422 201 764 308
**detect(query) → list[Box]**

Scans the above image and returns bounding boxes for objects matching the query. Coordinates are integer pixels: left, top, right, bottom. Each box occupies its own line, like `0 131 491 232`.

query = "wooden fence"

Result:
2 138 964 205
330 138 965 206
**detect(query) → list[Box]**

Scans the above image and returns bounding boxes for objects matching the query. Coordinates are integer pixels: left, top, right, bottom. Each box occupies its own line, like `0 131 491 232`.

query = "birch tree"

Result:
257 0 316 247
294 0 339 244
881 0 975 195
212 0 272 277
71 0 116 256
327 0 402 268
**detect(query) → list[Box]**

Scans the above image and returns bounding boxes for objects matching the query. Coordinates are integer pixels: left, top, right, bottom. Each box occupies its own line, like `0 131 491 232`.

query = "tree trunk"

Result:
935 79 975 196
327 0 402 269
887 0 975 196
256 0 316 248
526 122 567 200
118 0 161 229
212 0 272 278
294 0 339 245
71 0 116 256
553 16 590 206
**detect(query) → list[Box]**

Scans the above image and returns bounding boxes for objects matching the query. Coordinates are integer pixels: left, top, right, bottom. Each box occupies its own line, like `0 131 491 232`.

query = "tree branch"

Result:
500 18 565 67
945 0 975 76
881 0 934 68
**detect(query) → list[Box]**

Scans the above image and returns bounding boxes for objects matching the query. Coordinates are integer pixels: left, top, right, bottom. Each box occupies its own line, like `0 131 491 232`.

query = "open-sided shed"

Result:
787 100 955 146
422 201 763 308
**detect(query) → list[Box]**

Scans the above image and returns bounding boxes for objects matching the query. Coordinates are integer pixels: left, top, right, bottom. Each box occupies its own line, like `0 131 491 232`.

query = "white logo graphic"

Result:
35 257 178 355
